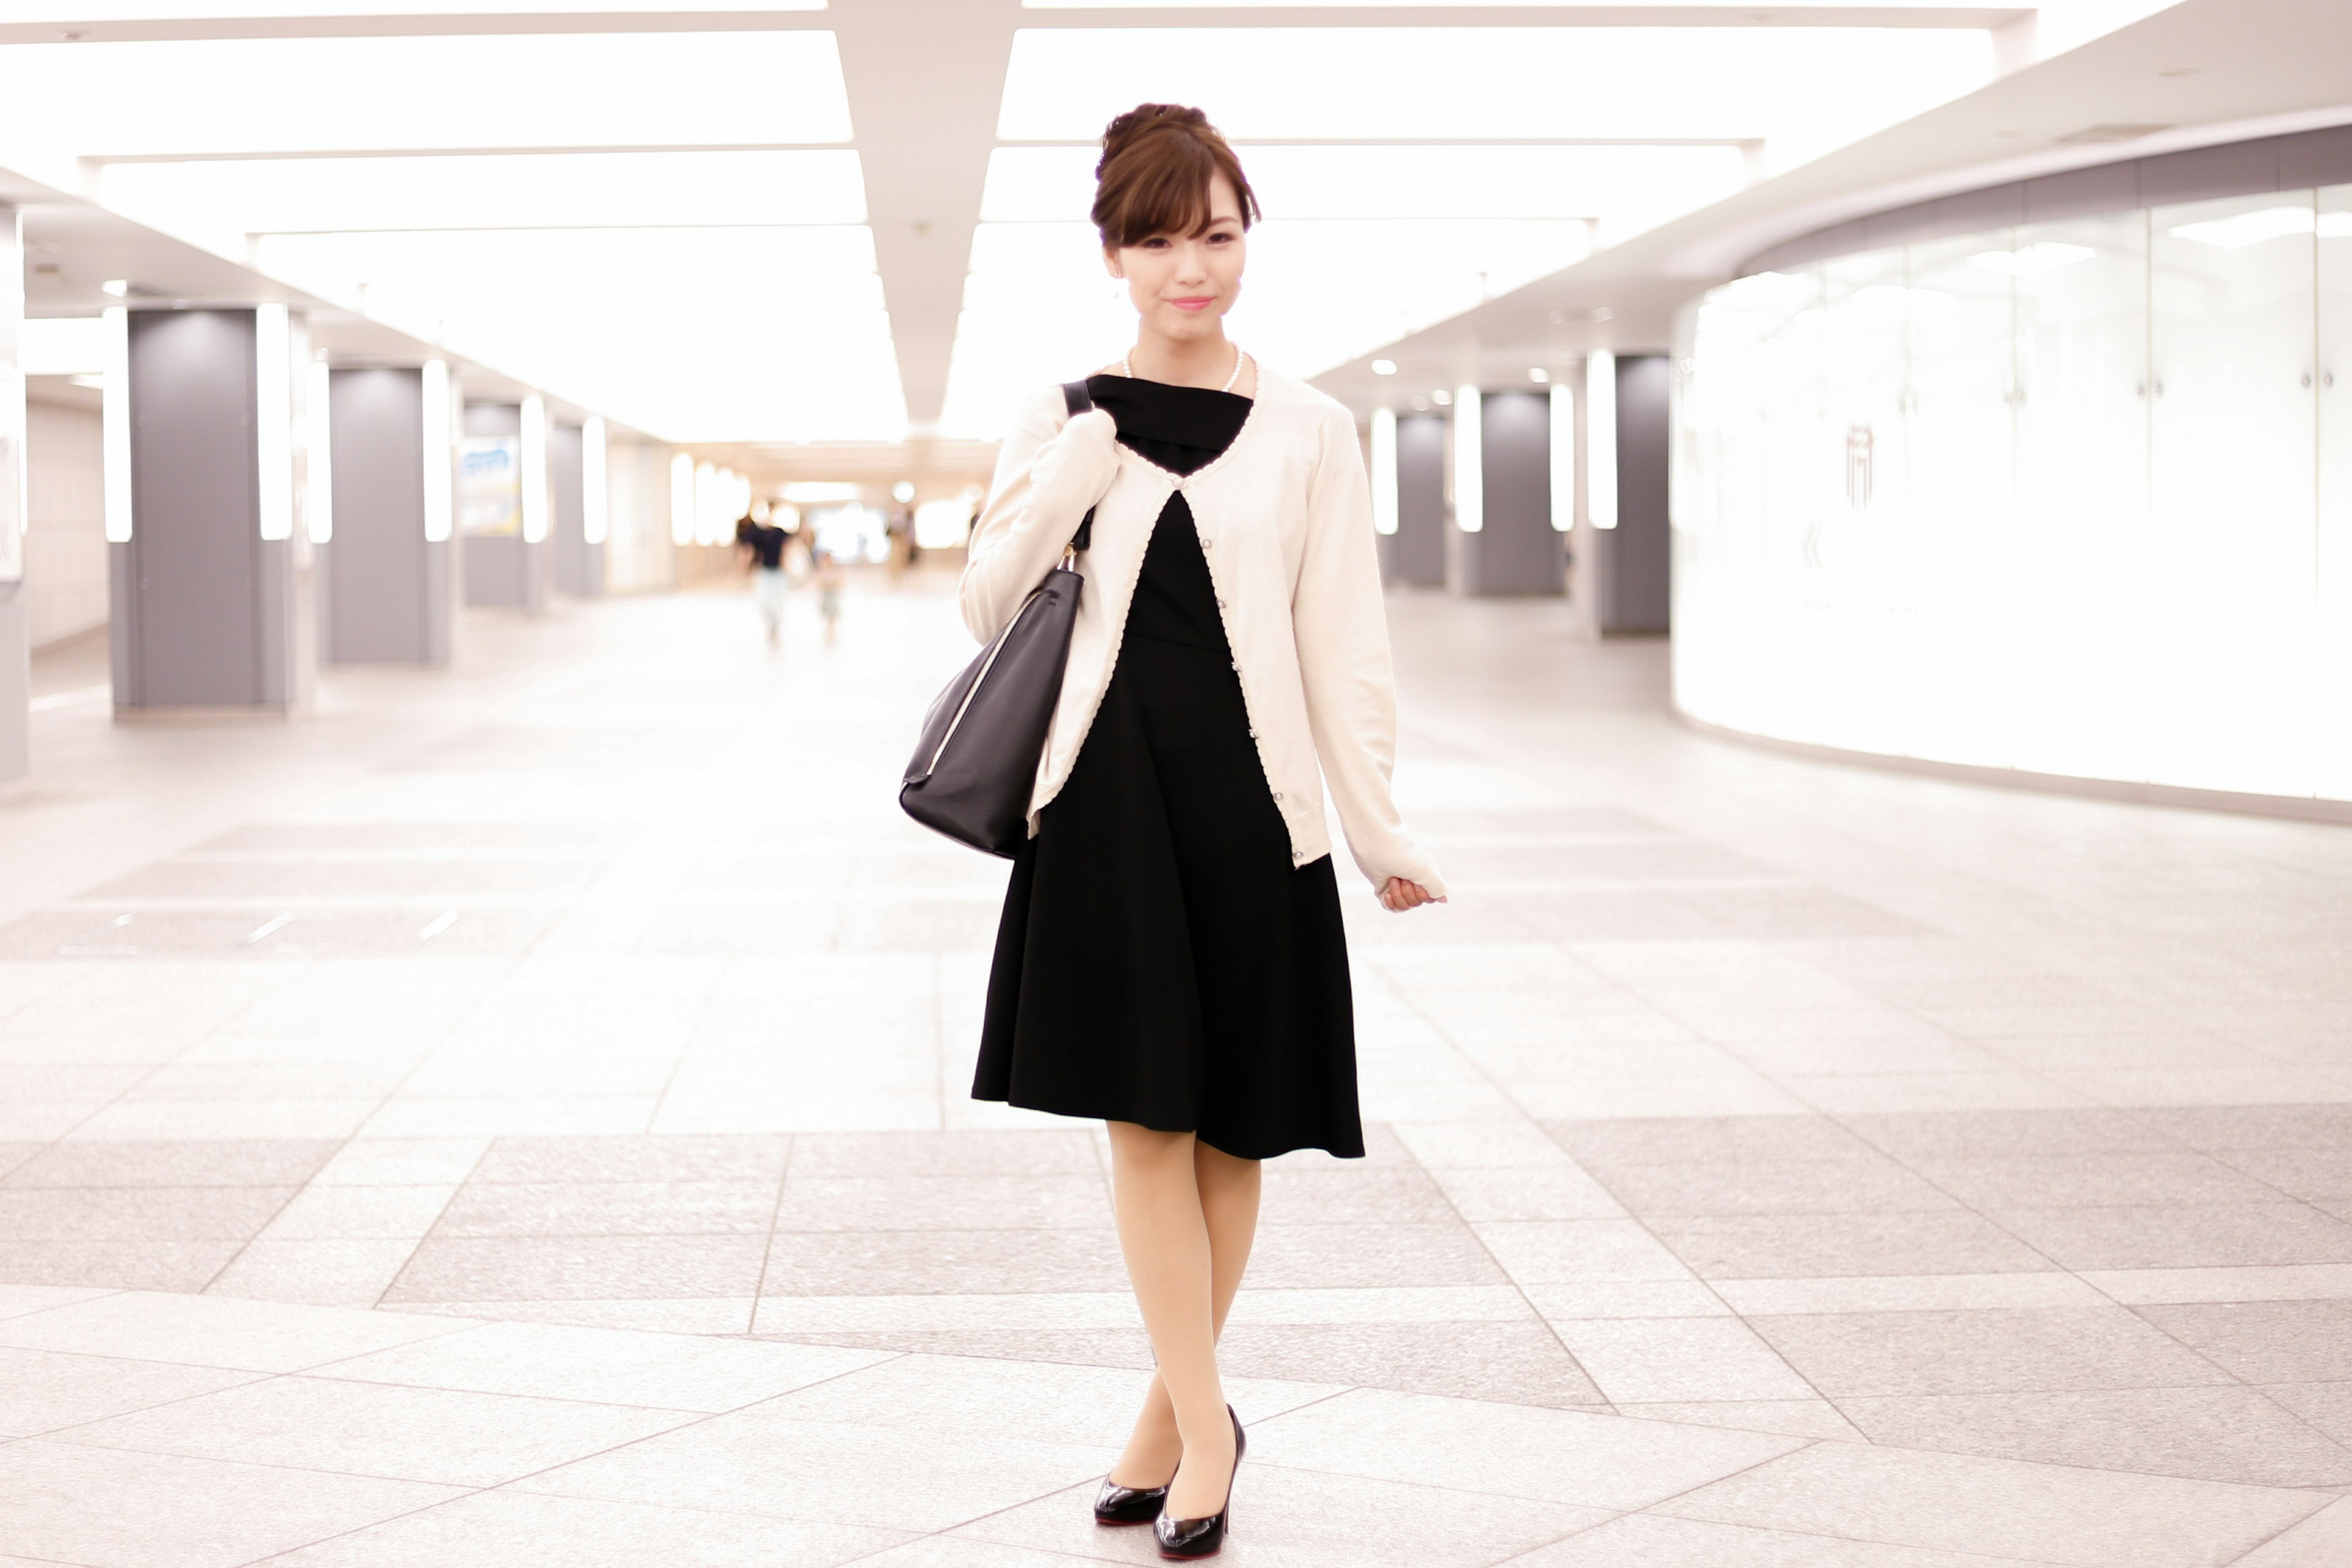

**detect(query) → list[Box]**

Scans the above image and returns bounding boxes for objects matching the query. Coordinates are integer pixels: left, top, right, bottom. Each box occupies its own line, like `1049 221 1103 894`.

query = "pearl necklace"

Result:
1120 344 1246 394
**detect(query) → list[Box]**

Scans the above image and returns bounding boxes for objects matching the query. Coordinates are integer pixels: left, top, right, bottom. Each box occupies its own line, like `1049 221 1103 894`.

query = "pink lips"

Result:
1170 296 1216 312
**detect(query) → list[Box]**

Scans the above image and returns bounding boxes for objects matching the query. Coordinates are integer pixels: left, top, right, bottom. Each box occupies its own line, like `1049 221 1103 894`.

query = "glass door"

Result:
2149 191 2320 797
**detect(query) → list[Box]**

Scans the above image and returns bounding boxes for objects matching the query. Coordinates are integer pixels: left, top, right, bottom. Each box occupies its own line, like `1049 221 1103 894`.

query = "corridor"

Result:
2 573 2349 1566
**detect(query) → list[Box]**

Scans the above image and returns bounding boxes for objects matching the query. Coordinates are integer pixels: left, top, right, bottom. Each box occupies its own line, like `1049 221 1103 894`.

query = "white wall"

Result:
1673 183 2352 806
25 394 107 650
601 435 675 594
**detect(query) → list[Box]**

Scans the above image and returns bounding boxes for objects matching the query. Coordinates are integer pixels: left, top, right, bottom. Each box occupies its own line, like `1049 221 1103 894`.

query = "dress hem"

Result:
967 1090 1365 1162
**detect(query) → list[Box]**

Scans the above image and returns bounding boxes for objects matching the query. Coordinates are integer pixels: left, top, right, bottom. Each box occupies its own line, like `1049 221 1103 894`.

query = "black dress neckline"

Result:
1084 373 1251 478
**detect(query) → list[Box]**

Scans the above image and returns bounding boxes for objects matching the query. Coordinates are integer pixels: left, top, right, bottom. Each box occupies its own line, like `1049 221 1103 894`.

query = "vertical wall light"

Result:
306 359 333 543
1548 382 1575 532
1369 408 1399 537
421 360 453 542
519 393 549 544
1452 385 1482 533
669 451 695 545
581 416 608 546
255 304 293 541
1586 351 1618 529
102 306 132 543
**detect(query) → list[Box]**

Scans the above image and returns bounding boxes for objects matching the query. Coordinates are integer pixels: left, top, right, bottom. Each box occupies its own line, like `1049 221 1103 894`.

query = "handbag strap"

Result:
1060 379 1096 555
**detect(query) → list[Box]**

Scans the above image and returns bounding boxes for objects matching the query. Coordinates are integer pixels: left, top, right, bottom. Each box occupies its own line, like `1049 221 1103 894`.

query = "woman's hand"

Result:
1378 877 1444 913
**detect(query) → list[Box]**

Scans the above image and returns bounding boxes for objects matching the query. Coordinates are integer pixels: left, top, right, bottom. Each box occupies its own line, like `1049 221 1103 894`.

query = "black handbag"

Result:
899 380 1099 857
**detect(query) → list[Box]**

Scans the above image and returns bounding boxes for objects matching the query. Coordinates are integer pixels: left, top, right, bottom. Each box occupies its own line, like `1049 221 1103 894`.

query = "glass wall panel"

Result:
1902 233 2018 768
2011 211 2152 783
2149 191 2318 796
2321 184 2352 799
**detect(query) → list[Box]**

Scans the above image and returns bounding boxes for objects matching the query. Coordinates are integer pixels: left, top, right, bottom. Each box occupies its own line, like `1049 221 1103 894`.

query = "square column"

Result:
1390 412 1446 587
460 401 549 611
319 366 458 665
1573 353 1671 636
108 306 315 715
549 419 603 597
0 204 26 786
1449 388 1565 596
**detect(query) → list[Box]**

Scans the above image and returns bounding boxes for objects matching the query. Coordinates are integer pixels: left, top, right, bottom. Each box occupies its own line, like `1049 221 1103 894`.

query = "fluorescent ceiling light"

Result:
1968 241 2097 274
2166 205 2348 249
1528 368 1549 383
20 316 107 376
0 32 850 159
1371 360 1396 375
1452 385 1481 534
783 481 864 502
981 142 1744 227
999 28 1994 163
100 152 869 247
1028 0 1968 6
258 225 906 444
940 217 1586 437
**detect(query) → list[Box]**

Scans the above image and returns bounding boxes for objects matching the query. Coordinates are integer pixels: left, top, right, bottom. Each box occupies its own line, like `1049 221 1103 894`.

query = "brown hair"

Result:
1091 104 1260 249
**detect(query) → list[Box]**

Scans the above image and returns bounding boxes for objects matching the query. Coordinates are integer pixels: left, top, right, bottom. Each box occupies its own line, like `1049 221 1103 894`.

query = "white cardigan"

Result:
959 367 1447 899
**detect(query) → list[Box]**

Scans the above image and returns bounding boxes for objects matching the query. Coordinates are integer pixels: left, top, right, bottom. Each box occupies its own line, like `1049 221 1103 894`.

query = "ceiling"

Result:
7 1 2318 477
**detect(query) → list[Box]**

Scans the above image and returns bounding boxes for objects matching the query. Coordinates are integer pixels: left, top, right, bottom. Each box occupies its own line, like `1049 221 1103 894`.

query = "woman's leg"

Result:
1106 1127 1261 1509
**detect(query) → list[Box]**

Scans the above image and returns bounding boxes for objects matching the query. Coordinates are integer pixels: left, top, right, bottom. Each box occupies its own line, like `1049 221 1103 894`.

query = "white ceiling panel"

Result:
938 214 1587 437
999 27 1994 160
257 225 905 443
100 151 869 249
0 31 851 158
982 142 1746 225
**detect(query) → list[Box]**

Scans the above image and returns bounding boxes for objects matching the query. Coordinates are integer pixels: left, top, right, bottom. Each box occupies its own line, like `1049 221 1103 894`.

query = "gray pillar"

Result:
109 307 314 714
1454 390 1564 596
0 204 26 787
1581 355 1672 635
461 402 546 611
322 367 454 665
549 421 601 597
1392 413 1446 587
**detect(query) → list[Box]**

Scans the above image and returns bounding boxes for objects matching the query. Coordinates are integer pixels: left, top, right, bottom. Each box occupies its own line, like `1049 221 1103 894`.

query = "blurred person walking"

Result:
736 514 791 648
959 104 1446 1558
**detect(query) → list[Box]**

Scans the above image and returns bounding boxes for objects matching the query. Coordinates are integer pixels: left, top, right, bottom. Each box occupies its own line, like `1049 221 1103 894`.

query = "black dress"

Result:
971 375 1364 1161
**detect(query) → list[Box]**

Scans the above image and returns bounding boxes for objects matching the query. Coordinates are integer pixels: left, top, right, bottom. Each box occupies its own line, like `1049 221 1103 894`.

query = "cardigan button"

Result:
1272 792 1283 801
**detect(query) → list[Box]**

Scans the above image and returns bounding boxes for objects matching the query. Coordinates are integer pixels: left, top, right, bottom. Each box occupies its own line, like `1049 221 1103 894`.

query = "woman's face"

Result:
1106 172 1246 345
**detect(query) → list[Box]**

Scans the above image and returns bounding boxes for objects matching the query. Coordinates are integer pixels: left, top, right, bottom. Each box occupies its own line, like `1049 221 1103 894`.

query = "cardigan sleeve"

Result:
957 388 1120 643
1289 402 1450 899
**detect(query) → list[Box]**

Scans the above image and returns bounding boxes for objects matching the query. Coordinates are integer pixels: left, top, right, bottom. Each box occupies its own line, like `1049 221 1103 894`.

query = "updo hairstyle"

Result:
1090 104 1261 250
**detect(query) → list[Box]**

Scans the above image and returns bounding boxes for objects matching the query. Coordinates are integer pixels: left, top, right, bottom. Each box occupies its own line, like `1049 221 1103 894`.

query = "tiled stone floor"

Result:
3 571 2351 1565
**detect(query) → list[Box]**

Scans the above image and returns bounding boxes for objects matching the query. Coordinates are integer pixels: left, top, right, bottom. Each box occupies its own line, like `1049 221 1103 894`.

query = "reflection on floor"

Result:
2 571 2350 1566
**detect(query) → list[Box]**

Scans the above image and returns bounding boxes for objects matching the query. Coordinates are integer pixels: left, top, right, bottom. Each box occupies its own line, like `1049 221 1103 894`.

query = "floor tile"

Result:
1545 1316 1819 1403
2232 1497 2352 1568
315 1318 891 1411
0 1348 263 1438
1501 1512 2046 1567
204 1239 418 1307
56 1373 699 1487
1647 1212 2057 1280
385 1234 769 1302
1988 1203 2352 1270
1242 1386 1806 1512
518 1406 1113 1532
0 1289 471 1372
1836 1385 2352 1487
1657 1439 2329 1568
2133 1300 2352 1383
266 1490 912 1568
0 1439 464 1568
1749 1306 2235 1398
963 1468 1612 1568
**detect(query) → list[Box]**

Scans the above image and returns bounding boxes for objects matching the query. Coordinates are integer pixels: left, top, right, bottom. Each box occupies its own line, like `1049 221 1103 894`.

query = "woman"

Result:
961 104 1446 1558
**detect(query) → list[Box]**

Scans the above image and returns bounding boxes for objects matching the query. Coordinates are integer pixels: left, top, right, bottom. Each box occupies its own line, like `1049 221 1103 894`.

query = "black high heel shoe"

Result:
1091 1476 1169 1526
1154 1406 1243 1560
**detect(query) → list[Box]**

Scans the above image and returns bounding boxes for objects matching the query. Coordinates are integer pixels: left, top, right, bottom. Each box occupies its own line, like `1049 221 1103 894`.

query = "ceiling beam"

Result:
831 0 1026 432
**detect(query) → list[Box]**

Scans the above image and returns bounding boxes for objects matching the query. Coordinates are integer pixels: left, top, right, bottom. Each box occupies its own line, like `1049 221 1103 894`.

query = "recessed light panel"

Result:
101 152 869 244
1000 28 1992 157
258 226 906 444
0 31 851 159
